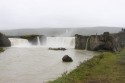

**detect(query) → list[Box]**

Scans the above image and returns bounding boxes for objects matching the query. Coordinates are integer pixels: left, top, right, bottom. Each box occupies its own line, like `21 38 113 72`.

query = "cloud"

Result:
0 0 125 29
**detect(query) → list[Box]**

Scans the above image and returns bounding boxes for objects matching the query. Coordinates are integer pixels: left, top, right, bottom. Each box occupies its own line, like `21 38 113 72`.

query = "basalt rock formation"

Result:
75 32 122 52
62 55 73 62
75 34 89 49
0 33 11 47
114 31 125 48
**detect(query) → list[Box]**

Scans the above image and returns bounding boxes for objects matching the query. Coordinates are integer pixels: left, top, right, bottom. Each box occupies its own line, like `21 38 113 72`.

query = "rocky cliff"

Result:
0 33 11 47
114 31 125 48
75 34 89 49
75 32 122 52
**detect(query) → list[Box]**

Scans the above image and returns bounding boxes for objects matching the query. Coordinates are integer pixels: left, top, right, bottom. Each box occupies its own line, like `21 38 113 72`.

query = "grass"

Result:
48 49 125 83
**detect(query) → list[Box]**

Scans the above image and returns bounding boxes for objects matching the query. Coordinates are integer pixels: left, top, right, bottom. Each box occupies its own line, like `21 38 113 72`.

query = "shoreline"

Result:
48 49 125 83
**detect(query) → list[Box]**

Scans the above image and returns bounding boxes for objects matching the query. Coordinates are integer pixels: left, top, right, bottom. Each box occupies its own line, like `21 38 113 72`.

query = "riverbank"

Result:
48 49 125 83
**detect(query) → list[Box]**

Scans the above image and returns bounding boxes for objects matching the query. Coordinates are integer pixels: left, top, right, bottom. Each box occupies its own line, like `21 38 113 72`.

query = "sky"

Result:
0 0 125 29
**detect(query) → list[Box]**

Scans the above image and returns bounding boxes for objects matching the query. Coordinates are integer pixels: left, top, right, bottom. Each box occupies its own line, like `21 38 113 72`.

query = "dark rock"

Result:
75 34 89 50
0 33 11 47
114 31 125 48
62 55 73 62
48 47 66 51
75 32 122 52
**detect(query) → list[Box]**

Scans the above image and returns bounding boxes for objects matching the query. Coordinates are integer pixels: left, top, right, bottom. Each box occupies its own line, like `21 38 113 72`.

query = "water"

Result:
46 37 75 48
37 36 41 46
9 38 31 47
0 47 95 83
9 37 75 48
85 38 89 50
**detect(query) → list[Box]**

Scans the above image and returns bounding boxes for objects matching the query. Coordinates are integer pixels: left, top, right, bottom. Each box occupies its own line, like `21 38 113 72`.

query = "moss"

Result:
20 35 38 40
48 49 125 83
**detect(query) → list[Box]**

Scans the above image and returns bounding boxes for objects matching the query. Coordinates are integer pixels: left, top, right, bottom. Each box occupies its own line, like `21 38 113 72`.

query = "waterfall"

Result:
85 38 89 50
37 36 41 46
9 38 31 47
46 37 75 48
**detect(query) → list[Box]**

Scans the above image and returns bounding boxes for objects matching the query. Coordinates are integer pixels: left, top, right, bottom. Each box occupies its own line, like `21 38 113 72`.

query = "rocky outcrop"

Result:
62 55 73 62
0 33 11 47
75 34 89 50
75 32 122 52
49 47 66 51
114 32 125 48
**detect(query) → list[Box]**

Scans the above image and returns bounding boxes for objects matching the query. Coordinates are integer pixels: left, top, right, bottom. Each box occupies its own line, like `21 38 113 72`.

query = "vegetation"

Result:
48 49 125 83
21 35 38 40
0 48 4 52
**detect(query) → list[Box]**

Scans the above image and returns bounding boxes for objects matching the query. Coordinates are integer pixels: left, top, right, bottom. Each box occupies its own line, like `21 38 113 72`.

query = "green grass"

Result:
48 49 125 83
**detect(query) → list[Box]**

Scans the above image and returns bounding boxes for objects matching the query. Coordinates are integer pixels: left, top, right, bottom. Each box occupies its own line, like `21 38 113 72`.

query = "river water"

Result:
0 47 95 83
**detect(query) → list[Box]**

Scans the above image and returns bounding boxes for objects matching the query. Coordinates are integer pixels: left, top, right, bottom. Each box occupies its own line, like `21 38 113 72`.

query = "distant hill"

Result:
0 27 121 37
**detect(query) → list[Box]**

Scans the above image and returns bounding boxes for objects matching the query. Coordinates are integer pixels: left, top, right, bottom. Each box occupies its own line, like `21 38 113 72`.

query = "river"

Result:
0 47 95 83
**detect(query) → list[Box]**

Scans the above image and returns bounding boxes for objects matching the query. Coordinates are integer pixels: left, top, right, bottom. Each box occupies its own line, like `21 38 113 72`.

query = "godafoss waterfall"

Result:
0 36 95 83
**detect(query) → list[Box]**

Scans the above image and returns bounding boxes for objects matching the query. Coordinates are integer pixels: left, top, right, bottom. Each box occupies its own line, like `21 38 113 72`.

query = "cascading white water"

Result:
46 37 75 48
37 36 41 46
85 38 89 50
9 38 31 47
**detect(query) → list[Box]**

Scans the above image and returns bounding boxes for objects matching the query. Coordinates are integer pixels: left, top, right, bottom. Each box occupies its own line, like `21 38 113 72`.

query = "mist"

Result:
0 0 125 29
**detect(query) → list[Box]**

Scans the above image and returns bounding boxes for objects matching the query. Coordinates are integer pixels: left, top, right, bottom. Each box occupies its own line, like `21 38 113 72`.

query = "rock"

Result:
89 32 121 51
0 33 11 47
62 55 73 62
75 34 89 50
48 47 66 51
75 32 122 52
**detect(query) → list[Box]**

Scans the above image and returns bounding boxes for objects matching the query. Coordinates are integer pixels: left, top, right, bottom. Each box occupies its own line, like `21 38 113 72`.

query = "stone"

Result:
48 47 66 51
0 33 11 47
75 32 122 52
62 55 73 62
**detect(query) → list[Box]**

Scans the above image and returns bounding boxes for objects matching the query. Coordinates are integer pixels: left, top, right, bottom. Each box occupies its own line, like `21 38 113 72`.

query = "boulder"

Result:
0 33 11 47
62 55 73 62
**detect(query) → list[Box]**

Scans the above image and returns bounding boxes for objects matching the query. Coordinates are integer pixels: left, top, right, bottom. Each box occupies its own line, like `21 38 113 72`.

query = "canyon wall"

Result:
75 32 122 52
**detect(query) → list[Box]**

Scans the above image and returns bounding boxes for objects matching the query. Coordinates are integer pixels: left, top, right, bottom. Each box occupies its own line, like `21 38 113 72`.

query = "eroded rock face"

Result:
0 33 11 47
75 32 122 52
62 55 73 62
115 32 125 48
75 34 89 50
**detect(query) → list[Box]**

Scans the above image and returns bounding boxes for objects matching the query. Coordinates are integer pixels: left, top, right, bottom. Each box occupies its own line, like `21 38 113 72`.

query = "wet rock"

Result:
75 32 122 52
62 55 73 62
75 34 89 50
48 47 66 51
0 33 11 47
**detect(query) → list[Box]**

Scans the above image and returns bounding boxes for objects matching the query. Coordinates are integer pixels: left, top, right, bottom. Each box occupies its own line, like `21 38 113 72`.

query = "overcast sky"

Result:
0 0 125 29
